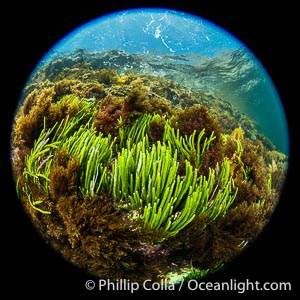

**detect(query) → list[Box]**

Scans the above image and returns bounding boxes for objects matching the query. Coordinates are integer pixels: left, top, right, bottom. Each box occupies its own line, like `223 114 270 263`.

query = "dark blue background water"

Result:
40 8 289 154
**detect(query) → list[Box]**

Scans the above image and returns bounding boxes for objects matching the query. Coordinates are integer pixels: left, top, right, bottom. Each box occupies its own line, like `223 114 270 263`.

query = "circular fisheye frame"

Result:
11 8 289 284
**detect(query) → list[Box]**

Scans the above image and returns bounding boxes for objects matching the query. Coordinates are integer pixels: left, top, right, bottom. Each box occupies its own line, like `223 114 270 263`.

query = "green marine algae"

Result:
11 68 287 283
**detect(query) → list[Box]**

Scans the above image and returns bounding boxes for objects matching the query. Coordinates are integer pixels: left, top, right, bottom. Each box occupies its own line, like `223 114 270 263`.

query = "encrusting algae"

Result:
11 52 288 283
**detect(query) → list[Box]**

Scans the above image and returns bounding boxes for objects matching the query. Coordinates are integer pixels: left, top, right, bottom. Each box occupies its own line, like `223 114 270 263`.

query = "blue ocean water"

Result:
39 8 289 154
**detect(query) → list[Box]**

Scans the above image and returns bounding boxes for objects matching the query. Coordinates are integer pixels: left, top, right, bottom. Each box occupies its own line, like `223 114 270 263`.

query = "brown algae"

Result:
11 54 288 283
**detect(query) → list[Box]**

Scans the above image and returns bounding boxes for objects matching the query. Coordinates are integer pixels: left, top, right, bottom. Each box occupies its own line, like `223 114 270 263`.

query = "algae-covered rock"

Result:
11 50 288 283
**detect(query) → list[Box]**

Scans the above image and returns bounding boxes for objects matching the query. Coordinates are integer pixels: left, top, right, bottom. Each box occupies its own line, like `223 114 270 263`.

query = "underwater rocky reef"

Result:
11 50 288 283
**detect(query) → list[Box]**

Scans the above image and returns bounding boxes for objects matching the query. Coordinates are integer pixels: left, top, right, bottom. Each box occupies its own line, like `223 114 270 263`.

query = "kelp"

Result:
11 66 287 283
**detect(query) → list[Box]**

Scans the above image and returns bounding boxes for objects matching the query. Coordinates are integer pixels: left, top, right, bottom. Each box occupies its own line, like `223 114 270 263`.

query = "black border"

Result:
3 1 298 298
